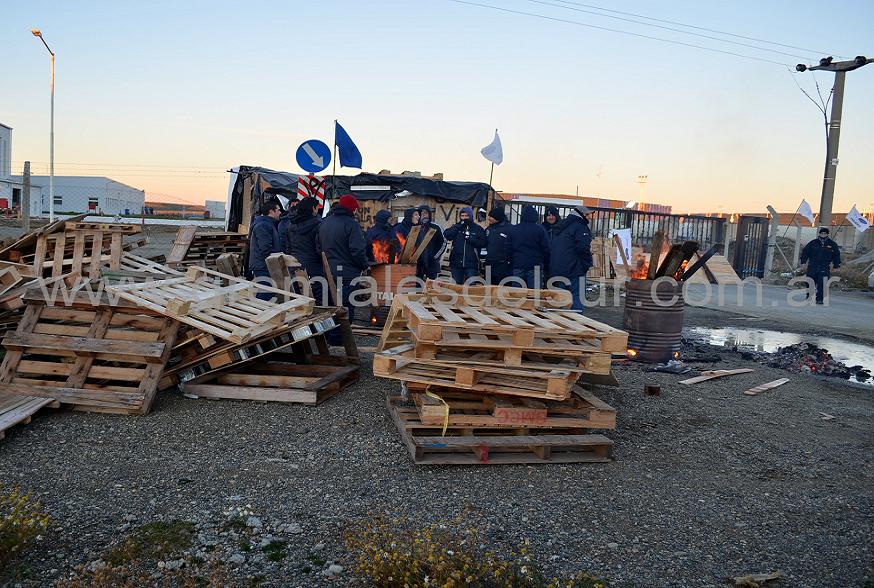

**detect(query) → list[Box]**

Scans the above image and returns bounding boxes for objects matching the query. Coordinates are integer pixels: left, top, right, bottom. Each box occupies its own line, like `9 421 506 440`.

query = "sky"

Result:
2 0 873 214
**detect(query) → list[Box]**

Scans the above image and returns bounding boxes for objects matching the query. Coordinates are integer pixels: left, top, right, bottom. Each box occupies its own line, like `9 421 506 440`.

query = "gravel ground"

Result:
0 302 872 587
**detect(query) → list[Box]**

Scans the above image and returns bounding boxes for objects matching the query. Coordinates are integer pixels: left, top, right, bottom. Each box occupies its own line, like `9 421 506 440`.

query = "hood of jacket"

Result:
521 205 539 223
400 208 417 228
374 209 392 226
544 206 560 222
290 213 320 235
252 214 277 230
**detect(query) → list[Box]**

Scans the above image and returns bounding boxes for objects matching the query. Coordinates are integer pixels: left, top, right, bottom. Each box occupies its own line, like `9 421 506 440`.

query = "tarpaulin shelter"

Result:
226 166 495 233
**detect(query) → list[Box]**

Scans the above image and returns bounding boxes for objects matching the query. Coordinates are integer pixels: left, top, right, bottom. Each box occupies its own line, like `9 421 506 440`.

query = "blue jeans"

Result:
557 276 586 311
513 269 542 289
450 266 479 284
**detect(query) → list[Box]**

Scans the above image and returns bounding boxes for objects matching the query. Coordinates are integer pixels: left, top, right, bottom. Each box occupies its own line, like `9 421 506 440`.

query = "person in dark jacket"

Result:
548 206 593 311
485 207 513 285
415 205 446 281
318 194 368 318
365 209 398 263
248 199 283 300
286 197 324 303
444 207 486 284
542 206 562 240
800 227 841 304
277 206 292 254
511 204 551 289
394 208 420 244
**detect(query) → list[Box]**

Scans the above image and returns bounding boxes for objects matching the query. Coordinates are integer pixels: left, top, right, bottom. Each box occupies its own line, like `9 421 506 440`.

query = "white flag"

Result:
847 205 870 233
798 199 815 226
480 130 503 166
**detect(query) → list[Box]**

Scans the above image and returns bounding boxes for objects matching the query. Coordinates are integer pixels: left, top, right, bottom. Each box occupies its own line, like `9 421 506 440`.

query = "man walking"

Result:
800 227 841 305
248 198 283 300
511 204 550 289
485 207 513 285
444 207 486 284
318 194 368 317
548 205 593 311
415 205 446 281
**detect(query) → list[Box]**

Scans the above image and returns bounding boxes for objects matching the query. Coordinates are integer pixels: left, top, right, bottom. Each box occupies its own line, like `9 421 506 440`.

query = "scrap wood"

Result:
165 225 198 265
399 225 422 263
732 571 782 587
646 231 665 280
680 368 754 385
743 378 790 396
407 228 436 264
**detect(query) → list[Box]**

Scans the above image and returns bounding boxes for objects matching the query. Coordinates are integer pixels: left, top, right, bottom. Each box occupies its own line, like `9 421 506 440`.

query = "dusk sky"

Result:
3 0 873 214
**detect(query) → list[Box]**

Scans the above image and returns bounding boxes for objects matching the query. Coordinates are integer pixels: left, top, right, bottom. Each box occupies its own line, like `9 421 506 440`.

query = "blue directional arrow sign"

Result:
295 139 332 174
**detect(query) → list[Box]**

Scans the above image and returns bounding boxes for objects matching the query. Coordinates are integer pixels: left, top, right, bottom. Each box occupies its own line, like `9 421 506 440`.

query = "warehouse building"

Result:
10 175 145 216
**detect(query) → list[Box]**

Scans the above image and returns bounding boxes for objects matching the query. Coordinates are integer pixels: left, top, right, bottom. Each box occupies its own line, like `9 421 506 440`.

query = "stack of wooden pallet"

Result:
375 281 627 465
165 226 247 269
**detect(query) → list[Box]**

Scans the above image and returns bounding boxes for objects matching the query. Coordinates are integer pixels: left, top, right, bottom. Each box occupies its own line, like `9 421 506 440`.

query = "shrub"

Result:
344 515 607 588
0 485 50 574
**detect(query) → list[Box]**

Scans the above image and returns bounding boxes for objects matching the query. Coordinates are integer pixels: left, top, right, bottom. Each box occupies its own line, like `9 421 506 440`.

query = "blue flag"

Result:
334 121 362 168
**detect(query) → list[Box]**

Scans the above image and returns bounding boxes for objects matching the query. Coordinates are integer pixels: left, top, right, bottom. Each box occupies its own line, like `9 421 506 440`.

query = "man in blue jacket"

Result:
511 204 550 289
485 207 513 285
286 197 324 303
548 205 593 311
318 194 368 318
800 227 842 304
394 208 419 244
444 207 486 284
365 209 397 263
415 205 446 281
542 205 562 240
248 199 283 300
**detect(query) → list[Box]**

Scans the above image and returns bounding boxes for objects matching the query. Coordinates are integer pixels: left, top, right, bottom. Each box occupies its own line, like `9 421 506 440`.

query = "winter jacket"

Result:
485 220 513 270
365 210 397 262
801 237 841 275
444 220 486 269
277 211 292 253
542 206 562 240
511 205 551 271
548 213 593 280
394 208 417 242
286 213 322 269
318 206 368 279
415 206 446 279
248 214 281 274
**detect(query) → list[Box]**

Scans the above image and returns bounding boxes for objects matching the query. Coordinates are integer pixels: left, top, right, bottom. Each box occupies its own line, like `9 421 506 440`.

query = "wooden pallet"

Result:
374 351 574 400
0 301 179 415
412 388 616 429
173 231 247 268
31 226 136 279
388 395 613 465
0 395 59 440
106 266 314 343
402 300 628 352
181 358 359 406
424 280 572 309
376 295 413 352
165 225 198 266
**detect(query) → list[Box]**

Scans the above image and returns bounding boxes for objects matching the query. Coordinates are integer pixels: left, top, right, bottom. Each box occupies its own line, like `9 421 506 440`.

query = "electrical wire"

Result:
447 0 791 66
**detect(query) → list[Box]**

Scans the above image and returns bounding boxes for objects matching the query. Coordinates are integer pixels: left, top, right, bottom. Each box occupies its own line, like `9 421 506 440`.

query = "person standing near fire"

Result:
444 207 486 284
414 205 446 281
318 195 368 319
365 209 397 263
485 207 513 285
548 205 593 311
394 208 419 245
800 227 841 305
248 198 283 300
286 197 324 303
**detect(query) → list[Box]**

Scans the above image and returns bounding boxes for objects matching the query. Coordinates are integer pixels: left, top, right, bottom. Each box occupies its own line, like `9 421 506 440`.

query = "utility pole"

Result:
796 55 872 228
22 161 31 232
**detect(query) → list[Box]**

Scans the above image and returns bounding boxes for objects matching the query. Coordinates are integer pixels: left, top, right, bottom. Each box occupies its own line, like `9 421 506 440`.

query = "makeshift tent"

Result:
227 166 495 232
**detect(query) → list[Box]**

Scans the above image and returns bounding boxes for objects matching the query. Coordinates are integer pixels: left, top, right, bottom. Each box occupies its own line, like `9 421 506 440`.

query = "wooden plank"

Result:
166 225 199 264
1 333 166 361
646 231 664 280
743 378 790 396
680 368 754 385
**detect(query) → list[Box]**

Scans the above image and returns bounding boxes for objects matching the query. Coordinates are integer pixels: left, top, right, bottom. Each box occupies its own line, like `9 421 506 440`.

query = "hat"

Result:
460 207 473 218
338 194 359 213
573 204 592 215
488 207 506 223
818 227 830 234
296 196 318 217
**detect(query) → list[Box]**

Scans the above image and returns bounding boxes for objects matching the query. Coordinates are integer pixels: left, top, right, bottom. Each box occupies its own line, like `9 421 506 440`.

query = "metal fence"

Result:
502 201 728 253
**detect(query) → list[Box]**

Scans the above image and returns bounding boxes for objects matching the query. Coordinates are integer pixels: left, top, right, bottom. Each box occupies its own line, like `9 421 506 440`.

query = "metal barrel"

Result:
623 279 685 362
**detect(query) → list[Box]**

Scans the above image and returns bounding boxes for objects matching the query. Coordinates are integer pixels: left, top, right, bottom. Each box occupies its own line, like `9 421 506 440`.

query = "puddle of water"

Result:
684 326 874 386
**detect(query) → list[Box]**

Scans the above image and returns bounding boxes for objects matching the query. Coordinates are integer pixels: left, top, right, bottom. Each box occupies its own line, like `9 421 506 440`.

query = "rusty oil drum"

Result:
623 279 684 362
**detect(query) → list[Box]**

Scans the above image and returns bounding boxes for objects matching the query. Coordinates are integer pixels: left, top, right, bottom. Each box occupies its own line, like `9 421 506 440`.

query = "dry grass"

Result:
0 485 49 576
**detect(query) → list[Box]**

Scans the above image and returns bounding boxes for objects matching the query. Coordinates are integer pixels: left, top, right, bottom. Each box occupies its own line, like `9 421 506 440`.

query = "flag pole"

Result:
486 128 497 213
331 119 338 203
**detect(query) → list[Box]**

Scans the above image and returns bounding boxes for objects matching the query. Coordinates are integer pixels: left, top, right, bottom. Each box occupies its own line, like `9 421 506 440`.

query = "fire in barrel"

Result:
368 224 438 307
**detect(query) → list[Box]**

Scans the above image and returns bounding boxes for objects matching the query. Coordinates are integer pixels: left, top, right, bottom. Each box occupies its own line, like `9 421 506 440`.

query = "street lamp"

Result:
31 28 55 221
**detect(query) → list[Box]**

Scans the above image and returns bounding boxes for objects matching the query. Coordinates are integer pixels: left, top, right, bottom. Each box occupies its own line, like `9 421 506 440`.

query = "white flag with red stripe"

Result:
296 175 326 208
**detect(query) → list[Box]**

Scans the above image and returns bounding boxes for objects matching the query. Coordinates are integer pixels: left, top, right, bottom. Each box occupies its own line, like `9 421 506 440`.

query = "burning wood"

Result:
371 238 400 264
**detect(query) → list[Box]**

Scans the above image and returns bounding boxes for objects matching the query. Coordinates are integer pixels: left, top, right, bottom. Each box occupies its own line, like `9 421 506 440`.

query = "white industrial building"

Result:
15 175 146 216
0 122 44 213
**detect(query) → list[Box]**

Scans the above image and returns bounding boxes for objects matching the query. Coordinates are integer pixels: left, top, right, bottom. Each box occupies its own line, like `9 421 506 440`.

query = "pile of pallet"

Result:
375 280 627 465
165 226 247 269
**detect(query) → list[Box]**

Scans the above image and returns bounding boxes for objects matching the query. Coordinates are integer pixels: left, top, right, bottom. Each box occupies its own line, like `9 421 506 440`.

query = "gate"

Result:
732 215 769 278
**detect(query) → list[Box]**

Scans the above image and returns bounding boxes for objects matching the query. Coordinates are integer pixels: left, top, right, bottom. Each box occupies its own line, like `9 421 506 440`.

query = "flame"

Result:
627 349 638 357
396 231 407 253
371 238 397 264
673 351 680 359
371 314 378 325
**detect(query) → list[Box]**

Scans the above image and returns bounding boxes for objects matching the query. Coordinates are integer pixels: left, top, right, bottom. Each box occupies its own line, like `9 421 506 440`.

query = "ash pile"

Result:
741 343 871 384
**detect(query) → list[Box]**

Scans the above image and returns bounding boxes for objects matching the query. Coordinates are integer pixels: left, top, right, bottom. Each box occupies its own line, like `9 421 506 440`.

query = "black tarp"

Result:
227 166 493 232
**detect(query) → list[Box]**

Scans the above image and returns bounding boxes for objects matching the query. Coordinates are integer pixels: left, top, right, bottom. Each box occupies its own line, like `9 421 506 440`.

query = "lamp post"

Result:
31 28 55 221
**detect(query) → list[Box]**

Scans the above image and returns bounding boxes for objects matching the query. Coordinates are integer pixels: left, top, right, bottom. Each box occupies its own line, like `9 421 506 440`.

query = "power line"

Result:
526 0 814 60
549 0 850 59
447 0 790 66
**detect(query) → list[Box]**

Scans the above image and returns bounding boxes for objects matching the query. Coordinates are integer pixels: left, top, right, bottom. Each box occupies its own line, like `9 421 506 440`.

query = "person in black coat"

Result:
286 197 324 303
542 205 562 240
365 209 397 263
248 199 283 300
318 195 368 318
415 205 446 281
444 207 486 284
394 208 419 244
511 204 550 289
800 227 842 304
485 207 513 285
548 206 593 311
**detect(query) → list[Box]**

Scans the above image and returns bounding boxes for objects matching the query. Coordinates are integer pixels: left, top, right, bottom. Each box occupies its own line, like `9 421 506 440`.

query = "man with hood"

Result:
485 207 513 285
248 198 283 300
394 208 420 243
542 206 562 240
286 197 324 303
365 209 398 263
800 226 841 304
511 204 551 289
415 205 446 280
548 205 593 311
318 195 368 318
444 207 486 284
